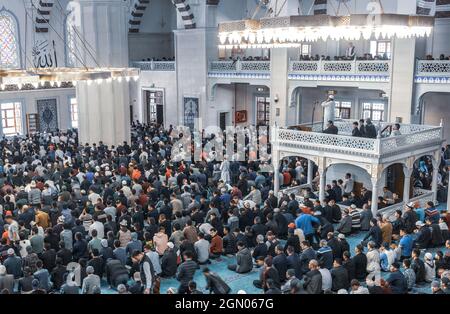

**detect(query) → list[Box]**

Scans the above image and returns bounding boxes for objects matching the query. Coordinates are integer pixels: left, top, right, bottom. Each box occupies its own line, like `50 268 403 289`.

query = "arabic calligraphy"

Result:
32 40 58 68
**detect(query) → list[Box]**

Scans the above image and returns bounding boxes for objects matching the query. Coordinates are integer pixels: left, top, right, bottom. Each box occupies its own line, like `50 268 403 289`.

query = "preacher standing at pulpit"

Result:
321 95 336 130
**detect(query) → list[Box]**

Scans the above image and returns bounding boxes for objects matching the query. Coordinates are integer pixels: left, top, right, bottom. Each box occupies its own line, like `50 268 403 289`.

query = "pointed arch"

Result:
0 8 21 68
128 0 199 33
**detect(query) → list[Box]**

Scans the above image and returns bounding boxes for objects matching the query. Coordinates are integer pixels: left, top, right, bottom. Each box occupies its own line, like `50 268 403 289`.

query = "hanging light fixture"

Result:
0 67 140 91
218 14 434 49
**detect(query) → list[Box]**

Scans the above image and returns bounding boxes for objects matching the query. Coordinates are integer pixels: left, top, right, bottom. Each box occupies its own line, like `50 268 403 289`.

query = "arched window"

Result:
65 11 77 67
0 10 20 68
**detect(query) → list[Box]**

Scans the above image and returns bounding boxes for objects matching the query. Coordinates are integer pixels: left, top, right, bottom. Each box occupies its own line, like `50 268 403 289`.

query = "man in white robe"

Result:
321 95 336 129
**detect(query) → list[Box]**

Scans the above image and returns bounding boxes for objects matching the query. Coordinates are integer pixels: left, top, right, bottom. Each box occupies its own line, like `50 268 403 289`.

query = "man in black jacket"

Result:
132 250 155 294
299 241 317 276
272 245 288 284
352 121 362 137
160 245 177 278
286 246 302 279
287 194 299 216
413 221 432 249
323 121 338 135
105 258 129 288
253 257 280 291
265 278 282 294
402 203 418 234
222 226 237 255
331 258 349 292
251 217 267 238
411 248 426 284
303 259 322 294
253 235 268 261
358 118 366 137
41 243 56 271
352 244 367 280
326 232 342 260
203 268 231 294
87 249 104 278
176 251 198 294
362 218 382 248
343 251 355 281
364 118 377 138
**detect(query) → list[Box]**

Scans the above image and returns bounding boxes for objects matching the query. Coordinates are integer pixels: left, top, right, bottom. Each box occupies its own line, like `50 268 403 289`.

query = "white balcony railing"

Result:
131 61 176 71
289 60 391 78
274 120 443 158
415 60 450 84
208 60 270 76
416 60 450 77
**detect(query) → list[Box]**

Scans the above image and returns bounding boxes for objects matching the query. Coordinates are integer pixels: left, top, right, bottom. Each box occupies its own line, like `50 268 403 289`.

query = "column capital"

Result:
370 164 383 181
371 176 379 186
402 165 413 178
316 156 327 174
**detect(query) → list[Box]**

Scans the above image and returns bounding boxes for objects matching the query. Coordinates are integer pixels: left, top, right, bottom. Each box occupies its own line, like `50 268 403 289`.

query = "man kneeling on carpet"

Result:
227 241 253 273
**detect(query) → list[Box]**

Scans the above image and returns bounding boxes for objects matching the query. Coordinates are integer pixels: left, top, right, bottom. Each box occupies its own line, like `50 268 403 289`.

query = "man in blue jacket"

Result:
386 262 408 294
295 211 320 245
317 240 334 270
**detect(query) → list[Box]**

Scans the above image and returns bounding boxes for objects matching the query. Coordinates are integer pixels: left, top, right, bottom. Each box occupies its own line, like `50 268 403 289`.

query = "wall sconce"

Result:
274 94 279 103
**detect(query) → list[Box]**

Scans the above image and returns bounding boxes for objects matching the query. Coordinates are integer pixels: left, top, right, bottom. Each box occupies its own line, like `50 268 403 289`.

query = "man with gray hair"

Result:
117 284 130 294
81 266 101 294
252 234 268 261
0 265 14 293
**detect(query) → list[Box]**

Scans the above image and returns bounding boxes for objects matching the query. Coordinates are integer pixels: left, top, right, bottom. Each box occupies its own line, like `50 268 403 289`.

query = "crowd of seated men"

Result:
0 123 448 295
274 156 450 294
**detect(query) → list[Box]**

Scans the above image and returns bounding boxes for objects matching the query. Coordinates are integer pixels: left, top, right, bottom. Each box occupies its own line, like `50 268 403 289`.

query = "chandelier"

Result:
218 14 434 49
0 67 140 91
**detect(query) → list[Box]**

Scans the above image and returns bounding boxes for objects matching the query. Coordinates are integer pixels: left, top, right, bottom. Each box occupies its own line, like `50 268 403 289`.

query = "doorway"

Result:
145 89 164 125
386 164 405 199
219 112 230 130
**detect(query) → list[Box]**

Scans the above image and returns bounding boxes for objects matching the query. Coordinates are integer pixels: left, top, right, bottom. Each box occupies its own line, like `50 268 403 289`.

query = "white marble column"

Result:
307 159 313 186
431 165 439 203
74 0 131 146
270 48 289 127
273 160 280 195
447 168 450 212
371 177 379 217
319 171 326 202
389 37 416 123
403 167 412 203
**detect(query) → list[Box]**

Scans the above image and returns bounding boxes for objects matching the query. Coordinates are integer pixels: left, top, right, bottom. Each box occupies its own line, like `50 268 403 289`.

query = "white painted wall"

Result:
431 19 450 57
296 87 386 124
0 87 75 135
130 71 178 127
128 33 174 61
422 93 450 144
326 163 386 198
